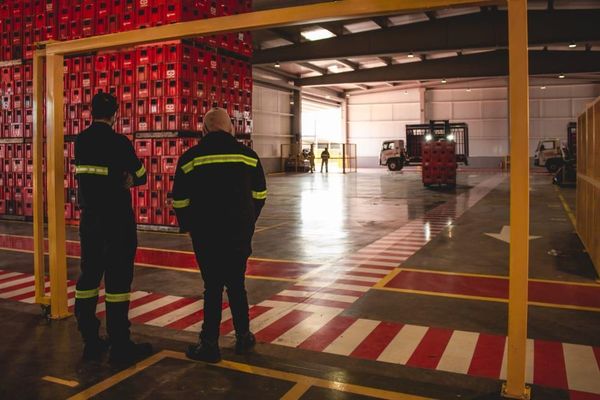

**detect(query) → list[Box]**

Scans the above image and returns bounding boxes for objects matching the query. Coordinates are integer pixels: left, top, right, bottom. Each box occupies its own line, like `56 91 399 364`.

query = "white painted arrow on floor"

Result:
484 225 542 244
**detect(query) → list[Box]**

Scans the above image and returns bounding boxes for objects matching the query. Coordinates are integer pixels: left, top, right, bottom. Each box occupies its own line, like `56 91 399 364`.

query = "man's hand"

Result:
123 172 134 189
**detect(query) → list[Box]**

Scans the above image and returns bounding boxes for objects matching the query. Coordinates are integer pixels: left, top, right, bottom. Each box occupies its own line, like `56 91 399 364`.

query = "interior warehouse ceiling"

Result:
250 0 600 96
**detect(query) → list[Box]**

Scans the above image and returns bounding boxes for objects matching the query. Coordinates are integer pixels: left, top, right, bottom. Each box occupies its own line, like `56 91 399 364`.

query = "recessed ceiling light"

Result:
568 42 577 48
558 73 565 79
407 52 415 58
540 86 547 90
346 94 350 98
466 88 471 92
441 79 447 84
274 62 280 68
326 95 331 99
300 28 336 41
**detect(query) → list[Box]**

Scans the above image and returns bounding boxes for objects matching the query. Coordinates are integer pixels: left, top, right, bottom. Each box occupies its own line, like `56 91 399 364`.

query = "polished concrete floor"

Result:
0 168 598 400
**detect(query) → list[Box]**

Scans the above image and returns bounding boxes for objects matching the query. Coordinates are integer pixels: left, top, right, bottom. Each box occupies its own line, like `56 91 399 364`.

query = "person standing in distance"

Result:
172 108 267 363
74 93 153 363
320 146 330 173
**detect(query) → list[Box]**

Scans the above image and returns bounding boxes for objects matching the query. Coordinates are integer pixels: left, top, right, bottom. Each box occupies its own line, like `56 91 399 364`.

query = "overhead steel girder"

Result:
252 10 600 65
296 50 600 86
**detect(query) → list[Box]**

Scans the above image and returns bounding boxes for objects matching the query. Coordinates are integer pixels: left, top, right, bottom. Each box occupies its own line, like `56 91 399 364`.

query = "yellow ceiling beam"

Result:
45 0 494 55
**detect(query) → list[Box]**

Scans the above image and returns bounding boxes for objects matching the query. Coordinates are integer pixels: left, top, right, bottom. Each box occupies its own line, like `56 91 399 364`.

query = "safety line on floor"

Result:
376 268 600 312
2 268 600 397
555 187 577 228
42 376 80 388
67 349 433 400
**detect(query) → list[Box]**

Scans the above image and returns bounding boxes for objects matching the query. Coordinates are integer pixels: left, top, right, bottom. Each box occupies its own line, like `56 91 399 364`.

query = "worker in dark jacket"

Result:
74 93 152 363
172 107 266 363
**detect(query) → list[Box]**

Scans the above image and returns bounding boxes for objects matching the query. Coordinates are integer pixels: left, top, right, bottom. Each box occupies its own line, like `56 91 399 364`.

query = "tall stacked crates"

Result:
422 141 457 187
0 0 253 230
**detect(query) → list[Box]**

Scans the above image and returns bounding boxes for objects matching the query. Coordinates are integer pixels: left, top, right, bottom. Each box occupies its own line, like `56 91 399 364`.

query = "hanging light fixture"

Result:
558 73 565 79
407 52 415 58
568 42 577 48
274 62 281 68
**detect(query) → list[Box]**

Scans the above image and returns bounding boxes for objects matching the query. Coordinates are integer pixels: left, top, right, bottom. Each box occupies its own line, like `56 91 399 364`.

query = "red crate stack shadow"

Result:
0 0 253 228
421 141 457 187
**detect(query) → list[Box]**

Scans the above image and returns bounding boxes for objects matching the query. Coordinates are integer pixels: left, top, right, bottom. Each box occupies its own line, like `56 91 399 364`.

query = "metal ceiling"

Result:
250 0 600 94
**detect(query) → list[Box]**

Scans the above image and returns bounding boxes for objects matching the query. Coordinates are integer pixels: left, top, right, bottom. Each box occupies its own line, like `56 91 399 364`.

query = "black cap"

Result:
91 93 119 119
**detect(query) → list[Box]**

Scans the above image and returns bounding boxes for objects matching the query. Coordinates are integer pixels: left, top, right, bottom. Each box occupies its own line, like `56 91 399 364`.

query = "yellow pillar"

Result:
32 51 50 306
503 0 531 398
45 53 70 319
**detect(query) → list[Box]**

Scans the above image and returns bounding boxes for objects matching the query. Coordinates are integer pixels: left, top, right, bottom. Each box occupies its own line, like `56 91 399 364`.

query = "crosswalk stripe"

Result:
0 276 34 290
563 343 600 394
256 310 313 343
128 295 181 319
0 271 25 283
147 300 205 327
273 310 339 347
278 290 358 303
324 319 379 356
296 281 370 292
377 324 428 364
437 330 479 374
250 305 295 333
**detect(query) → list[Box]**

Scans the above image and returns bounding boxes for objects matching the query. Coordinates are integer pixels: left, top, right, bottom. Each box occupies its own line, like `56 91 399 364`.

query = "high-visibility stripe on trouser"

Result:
105 292 131 303
252 190 267 200
75 288 100 299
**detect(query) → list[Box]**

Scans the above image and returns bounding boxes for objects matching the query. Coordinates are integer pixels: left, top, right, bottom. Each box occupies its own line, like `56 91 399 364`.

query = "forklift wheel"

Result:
545 160 561 174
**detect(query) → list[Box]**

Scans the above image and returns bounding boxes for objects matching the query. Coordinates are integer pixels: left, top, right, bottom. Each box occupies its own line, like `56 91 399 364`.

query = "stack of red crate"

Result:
0 142 35 217
422 141 457 187
133 136 198 226
0 1 253 63
0 0 254 229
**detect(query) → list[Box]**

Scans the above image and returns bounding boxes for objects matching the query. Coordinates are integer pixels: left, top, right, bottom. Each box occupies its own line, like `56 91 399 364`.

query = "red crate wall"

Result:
0 0 253 62
0 0 253 227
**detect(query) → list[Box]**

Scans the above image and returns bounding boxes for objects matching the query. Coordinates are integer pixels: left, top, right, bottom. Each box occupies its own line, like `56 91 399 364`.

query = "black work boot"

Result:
109 341 153 365
186 340 221 363
235 332 256 355
82 337 110 361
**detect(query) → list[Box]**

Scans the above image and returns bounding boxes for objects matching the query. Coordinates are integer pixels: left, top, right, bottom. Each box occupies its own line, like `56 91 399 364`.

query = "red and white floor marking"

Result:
2 268 600 398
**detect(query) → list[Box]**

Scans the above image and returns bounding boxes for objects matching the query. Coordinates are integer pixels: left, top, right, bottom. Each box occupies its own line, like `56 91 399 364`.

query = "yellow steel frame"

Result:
32 0 530 397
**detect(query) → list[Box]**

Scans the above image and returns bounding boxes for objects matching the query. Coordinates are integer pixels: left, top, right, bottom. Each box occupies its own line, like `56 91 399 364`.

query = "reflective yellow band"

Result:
252 190 267 200
75 165 109 176
135 165 146 178
75 288 100 299
172 198 191 209
182 154 258 174
105 292 131 303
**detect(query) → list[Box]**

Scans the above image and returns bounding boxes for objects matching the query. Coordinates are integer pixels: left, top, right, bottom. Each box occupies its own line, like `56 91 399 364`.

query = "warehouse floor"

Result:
0 169 599 400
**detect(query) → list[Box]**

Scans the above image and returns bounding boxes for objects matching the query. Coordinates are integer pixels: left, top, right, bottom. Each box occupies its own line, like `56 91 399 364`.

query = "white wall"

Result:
426 83 599 157
347 89 422 166
252 84 294 172
347 83 599 167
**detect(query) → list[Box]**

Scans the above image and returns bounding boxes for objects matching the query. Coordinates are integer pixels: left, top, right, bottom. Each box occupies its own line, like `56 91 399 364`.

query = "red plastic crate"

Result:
136 206 150 224
152 207 165 225
164 97 190 114
152 139 165 156
136 115 150 131
161 156 177 174
135 140 152 156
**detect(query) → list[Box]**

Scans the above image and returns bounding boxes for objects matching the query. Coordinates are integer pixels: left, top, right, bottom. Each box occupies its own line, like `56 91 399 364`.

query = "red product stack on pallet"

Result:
0 0 253 231
422 141 457 187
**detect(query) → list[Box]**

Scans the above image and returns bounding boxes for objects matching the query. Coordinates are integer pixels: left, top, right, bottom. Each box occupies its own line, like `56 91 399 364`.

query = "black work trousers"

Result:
75 209 137 345
190 235 251 343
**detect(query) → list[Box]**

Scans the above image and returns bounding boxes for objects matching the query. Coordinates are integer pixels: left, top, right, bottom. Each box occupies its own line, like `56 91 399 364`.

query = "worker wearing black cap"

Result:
172 108 267 363
74 93 152 363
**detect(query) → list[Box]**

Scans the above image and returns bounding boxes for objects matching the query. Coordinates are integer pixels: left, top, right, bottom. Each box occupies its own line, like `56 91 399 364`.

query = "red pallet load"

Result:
422 140 457 187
